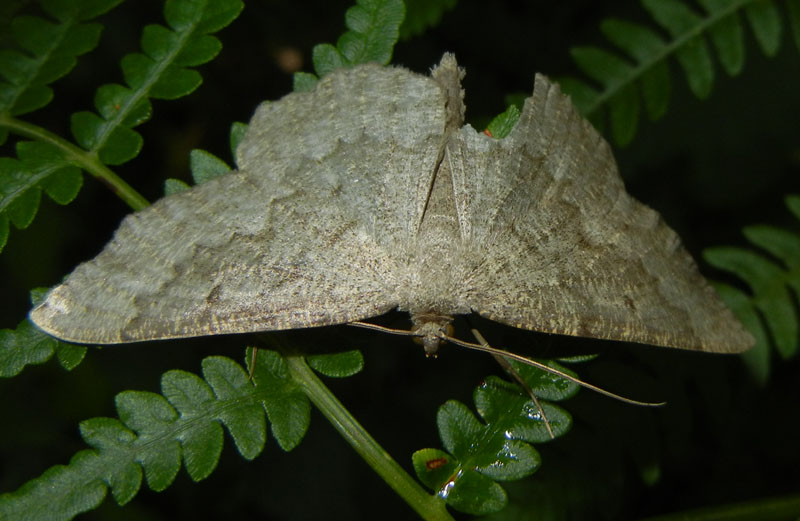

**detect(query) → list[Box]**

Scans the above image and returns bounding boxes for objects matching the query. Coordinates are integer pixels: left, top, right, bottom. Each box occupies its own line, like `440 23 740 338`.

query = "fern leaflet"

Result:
0 0 244 253
561 0 800 145
292 0 405 92
0 288 86 377
704 195 800 383
0 0 123 127
413 359 577 515
0 0 123 252
0 349 366 521
400 0 457 39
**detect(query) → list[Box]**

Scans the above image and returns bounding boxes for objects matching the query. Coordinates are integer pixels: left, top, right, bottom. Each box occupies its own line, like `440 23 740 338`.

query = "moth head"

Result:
410 312 455 356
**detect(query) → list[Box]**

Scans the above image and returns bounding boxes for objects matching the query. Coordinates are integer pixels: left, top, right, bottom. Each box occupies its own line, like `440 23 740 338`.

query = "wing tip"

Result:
28 285 124 345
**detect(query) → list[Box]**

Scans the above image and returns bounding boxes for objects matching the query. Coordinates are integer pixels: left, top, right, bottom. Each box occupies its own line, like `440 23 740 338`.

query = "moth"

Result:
30 54 753 364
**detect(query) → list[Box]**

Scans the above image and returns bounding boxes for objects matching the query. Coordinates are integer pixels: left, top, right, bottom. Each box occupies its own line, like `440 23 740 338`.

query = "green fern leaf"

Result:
744 0 783 55
643 0 716 99
787 193 800 218
54 336 87 370
700 0 746 75
160 370 225 481
562 0 796 146
789 0 800 50
0 352 291 520
72 0 243 165
485 105 520 140
2 450 109 521
292 0 405 91
413 359 577 515
341 0 404 63
429 400 512 514
399 0 457 39
0 319 58 378
0 0 243 253
189 149 231 184
163 177 190 195
600 19 672 120
70 111 143 165
0 0 122 119
0 137 82 253
311 43 349 78
164 121 243 194
229 121 248 153
0 346 370 520
78 417 143 504
0 291 87 377
705 246 796 357
744 225 800 272
0 214 7 252
306 349 364 377
292 71 319 93
202 355 267 459
0 320 86 375
703 196 800 362
115 390 183 491
249 349 310 452
570 46 642 144
712 282 771 384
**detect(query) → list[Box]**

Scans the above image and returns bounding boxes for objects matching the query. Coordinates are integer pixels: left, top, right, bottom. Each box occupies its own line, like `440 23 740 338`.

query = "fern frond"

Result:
0 0 123 130
68 0 242 168
292 0 405 91
163 120 246 195
484 105 521 140
562 0 799 145
413 359 577 515
704 195 800 381
0 0 123 252
790 0 800 48
711 281 771 384
0 317 85 378
0 288 86 377
0 348 365 521
399 0 457 39
0 0 244 253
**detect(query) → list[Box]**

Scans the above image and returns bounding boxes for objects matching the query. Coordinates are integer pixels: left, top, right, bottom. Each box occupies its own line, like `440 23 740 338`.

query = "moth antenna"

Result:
248 346 259 382
469 329 554 438
442 330 665 408
348 320 665 407
349 321 423 338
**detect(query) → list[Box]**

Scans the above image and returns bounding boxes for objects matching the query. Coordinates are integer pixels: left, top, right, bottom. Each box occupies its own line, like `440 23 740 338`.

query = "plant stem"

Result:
633 493 800 521
0 115 150 211
284 354 455 521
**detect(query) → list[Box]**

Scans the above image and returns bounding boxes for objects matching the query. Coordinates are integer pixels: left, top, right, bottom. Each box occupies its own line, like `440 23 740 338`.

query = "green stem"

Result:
634 493 800 521
284 354 455 521
0 114 150 211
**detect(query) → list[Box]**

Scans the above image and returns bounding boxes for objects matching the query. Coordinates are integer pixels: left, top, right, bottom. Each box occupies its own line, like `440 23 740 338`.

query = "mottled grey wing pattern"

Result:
449 74 751 353
30 55 752 354
30 64 447 343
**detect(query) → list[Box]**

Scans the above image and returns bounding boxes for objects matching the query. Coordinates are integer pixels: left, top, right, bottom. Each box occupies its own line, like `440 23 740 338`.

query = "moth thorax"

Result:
410 312 455 356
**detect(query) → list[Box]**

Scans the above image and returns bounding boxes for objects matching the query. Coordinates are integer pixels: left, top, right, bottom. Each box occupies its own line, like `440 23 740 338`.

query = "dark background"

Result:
1 1 799 520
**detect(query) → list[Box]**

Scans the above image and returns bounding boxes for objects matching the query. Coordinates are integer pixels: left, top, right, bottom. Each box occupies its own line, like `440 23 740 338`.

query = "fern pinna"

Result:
561 0 800 145
0 0 243 253
704 195 800 385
